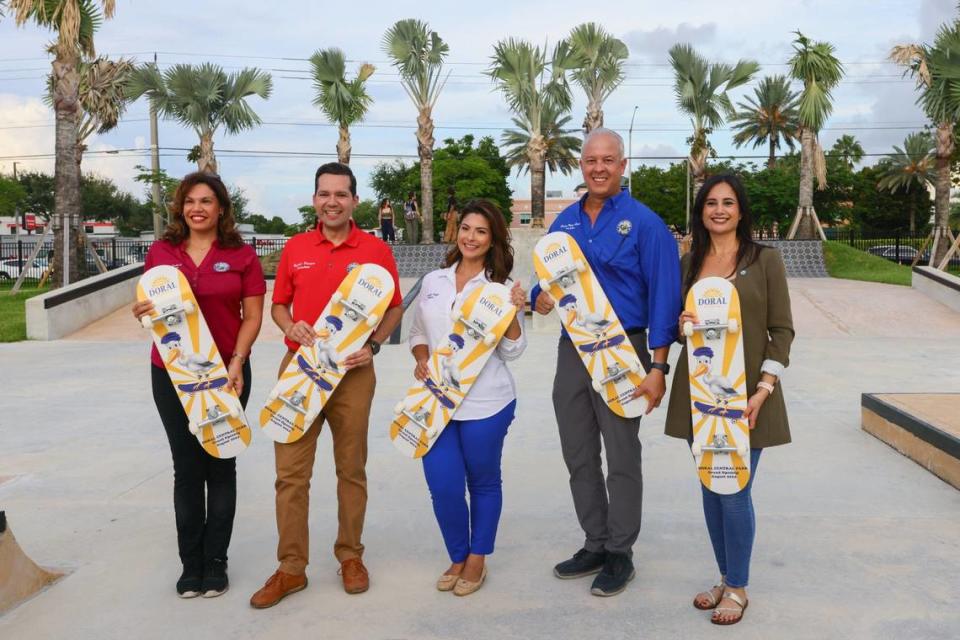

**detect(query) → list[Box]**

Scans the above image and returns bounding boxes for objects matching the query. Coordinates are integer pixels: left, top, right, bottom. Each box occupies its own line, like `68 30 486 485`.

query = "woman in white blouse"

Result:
408 199 527 597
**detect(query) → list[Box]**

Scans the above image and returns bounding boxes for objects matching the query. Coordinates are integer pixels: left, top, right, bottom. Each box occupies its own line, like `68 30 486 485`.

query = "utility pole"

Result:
12 161 23 235
627 106 638 196
150 52 164 239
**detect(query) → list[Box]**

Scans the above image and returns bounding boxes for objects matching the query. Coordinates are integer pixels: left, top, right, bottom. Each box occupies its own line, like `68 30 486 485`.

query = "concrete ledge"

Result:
26 263 143 340
912 266 960 313
861 393 960 490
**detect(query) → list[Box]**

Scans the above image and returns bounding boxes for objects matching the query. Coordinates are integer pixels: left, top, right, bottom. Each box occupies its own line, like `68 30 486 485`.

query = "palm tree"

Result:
382 19 450 244
831 134 865 169
785 31 845 240
877 132 935 233
488 38 575 229
502 101 582 178
892 16 960 267
10 0 117 288
567 22 629 132
730 75 799 168
127 62 272 173
309 48 374 165
668 43 758 197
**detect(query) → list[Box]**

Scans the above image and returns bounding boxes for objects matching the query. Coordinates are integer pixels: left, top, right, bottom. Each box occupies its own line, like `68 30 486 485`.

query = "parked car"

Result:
0 257 50 280
866 245 925 265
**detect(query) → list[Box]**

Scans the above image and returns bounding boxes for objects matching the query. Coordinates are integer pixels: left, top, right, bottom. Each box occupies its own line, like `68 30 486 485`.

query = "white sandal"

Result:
711 590 748 625
693 580 725 610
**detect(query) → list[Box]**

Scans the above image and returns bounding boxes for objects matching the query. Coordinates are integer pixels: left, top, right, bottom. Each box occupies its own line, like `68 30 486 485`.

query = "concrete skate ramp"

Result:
0 512 62 614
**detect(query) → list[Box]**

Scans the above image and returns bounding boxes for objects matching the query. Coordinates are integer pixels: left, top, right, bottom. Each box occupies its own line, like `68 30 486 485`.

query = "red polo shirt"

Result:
273 221 402 352
145 240 267 368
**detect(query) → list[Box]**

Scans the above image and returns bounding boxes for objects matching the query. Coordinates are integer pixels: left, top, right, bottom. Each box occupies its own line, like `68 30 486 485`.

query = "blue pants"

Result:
421 400 516 563
701 448 762 588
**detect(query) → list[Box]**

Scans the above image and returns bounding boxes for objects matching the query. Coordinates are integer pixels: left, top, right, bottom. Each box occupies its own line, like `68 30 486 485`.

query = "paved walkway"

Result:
1 278 959 639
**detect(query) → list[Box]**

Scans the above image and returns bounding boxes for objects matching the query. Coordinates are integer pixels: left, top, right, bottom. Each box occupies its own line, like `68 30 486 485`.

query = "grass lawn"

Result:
822 241 913 286
0 282 49 342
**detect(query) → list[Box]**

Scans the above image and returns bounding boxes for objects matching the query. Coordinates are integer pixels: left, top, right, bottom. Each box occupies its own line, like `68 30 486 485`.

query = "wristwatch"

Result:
650 362 670 375
367 339 381 356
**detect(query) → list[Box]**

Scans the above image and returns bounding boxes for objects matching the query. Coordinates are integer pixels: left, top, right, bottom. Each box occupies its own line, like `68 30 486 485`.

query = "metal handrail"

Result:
389 273 426 345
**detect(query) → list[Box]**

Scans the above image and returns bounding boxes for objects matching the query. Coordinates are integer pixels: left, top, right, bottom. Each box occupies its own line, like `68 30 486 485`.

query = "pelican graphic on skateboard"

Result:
683 276 750 494
260 263 394 444
533 231 649 418
138 265 251 458
389 282 517 458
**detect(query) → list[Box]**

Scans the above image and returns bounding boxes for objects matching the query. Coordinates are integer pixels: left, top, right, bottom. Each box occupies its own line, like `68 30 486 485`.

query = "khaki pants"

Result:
273 350 376 574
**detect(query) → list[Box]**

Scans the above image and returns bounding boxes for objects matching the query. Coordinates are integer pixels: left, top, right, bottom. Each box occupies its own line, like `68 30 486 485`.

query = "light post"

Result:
627 106 638 196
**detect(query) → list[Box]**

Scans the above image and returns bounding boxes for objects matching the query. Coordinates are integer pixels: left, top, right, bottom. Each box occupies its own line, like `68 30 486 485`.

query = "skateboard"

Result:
260 263 394 444
138 265 251 458
682 276 750 494
533 231 649 418
389 282 517 458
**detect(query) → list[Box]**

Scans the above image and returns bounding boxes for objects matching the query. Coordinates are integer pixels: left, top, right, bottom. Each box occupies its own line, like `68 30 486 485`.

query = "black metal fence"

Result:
825 229 960 268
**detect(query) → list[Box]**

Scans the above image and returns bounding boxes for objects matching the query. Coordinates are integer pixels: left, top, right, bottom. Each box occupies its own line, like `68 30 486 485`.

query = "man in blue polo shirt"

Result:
531 128 681 597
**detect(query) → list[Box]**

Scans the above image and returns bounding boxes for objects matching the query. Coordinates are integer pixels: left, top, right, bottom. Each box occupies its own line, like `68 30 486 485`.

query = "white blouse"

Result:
408 263 527 421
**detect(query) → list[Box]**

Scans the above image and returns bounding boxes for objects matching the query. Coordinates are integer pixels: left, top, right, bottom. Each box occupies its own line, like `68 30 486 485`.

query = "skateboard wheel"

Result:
393 401 404 415
140 315 153 330
482 332 496 347
331 291 343 305
591 378 603 393
691 442 702 456
574 259 586 273
682 321 693 337
183 300 195 315
737 444 748 457
727 319 739 334
365 313 379 327
188 421 200 435
538 278 551 292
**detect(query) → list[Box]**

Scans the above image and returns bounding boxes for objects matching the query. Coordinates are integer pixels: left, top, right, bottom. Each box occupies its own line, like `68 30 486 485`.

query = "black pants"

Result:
151 361 251 570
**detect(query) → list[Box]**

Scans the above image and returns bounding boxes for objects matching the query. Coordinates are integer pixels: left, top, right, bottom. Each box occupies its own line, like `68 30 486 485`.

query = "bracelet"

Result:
231 352 247 364
756 381 775 394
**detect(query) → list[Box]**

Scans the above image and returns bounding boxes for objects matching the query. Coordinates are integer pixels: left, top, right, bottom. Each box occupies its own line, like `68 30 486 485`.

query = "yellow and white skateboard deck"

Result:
260 263 394 444
533 231 649 418
390 282 517 458
683 276 750 494
138 265 251 458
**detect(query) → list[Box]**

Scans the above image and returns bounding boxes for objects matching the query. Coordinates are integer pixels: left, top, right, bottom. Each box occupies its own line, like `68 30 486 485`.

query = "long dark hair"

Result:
443 198 514 283
162 172 244 248
685 173 762 292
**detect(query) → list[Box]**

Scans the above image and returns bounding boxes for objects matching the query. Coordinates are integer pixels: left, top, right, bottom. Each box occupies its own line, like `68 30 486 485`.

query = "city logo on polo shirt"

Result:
617 220 632 236
214 261 230 272
347 262 360 273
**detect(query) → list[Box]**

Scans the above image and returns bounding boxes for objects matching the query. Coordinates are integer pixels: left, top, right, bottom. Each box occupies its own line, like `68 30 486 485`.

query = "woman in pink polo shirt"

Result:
131 172 266 599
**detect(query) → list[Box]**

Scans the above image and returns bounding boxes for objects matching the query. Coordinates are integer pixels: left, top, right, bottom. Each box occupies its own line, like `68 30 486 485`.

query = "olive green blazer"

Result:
664 247 795 448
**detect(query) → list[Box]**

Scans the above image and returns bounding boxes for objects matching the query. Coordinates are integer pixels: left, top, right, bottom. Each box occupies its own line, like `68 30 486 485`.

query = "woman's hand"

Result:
226 357 244 396
678 310 698 338
510 281 526 309
132 299 155 322
414 358 429 381
742 388 770 430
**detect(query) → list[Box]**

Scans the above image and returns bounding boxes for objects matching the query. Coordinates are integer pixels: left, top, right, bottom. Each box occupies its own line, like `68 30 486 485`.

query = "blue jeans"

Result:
421 400 516 563
701 448 762 588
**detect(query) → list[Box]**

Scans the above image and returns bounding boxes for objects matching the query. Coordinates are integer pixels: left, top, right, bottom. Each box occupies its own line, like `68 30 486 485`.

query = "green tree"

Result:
353 200 380 230
16 171 55 221
488 37 574 228
831 134 865 169
126 62 272 173
630 163 687 230
10 0 118 286
0 174 26 218
567 22 629 132
892 13 960 265
786 31 845 240
876 131 935 232
382 18 450 244
502 102 581 183
730 75 799 169
668 43 758 197
309 48 375 165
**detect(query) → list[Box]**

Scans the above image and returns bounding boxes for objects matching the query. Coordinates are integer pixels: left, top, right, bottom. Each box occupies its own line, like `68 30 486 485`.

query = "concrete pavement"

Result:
1 277 959 639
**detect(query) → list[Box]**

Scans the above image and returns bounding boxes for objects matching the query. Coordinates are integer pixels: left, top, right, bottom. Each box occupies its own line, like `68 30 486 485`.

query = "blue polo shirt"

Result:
530 189 681 349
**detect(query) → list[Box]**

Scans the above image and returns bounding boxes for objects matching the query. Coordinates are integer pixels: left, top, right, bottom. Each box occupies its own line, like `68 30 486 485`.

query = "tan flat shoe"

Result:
436 573 459 592
453 566 487 597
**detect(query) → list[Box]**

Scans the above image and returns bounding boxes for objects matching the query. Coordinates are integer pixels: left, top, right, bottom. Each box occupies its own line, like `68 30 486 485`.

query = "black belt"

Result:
560 327 645 342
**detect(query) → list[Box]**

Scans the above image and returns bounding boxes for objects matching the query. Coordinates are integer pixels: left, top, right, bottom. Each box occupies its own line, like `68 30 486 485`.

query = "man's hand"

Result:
534 290 555 316
631 369 666 415
342 344 373 370
285 320 317 347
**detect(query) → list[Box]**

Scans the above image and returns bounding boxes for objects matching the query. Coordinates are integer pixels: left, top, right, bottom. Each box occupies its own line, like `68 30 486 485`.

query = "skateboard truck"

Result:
268 390 320 425
189 403 240 435
331 291 380 327
538 259 587 294
141 300 196 329
393 402 438 439
691 434 748 457
451 311 496 346
682 318 739 340
591 359 643 393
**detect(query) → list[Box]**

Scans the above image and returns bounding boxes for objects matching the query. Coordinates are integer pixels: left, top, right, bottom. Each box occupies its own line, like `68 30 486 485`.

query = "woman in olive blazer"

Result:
664 174 794 625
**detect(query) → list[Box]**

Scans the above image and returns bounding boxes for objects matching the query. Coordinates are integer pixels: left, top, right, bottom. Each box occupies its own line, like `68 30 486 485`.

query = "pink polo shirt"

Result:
145 239 267 368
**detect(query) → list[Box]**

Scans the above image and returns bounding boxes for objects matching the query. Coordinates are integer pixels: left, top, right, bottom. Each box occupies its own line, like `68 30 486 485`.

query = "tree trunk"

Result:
583 101 603 134
768 137 776 169
337 125 351 165
787 127 823 240
689 147 708 201
52 56 82 288
530 152 546 230
931 121 955 266
909 196 916 234
416 107 435 244
198 132 217 174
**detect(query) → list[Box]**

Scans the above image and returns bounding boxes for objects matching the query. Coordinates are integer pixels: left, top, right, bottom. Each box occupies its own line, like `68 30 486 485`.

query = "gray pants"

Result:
404 217 419 244
552 332 651 555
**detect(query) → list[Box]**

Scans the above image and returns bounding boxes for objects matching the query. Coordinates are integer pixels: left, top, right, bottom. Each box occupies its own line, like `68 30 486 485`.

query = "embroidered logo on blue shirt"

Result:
213 261 229 272
617 220 632 236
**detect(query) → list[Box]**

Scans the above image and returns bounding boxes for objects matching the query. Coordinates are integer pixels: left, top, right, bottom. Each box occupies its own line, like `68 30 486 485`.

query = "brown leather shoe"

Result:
339 557 369 594
249 570 307 609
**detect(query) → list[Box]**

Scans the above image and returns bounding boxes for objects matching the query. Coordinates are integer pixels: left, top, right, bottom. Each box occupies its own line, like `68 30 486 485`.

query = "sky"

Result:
0 0 954 224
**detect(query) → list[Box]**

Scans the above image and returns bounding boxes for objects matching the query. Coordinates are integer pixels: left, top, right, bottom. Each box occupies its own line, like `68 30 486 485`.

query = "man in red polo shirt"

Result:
250 163 403 608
